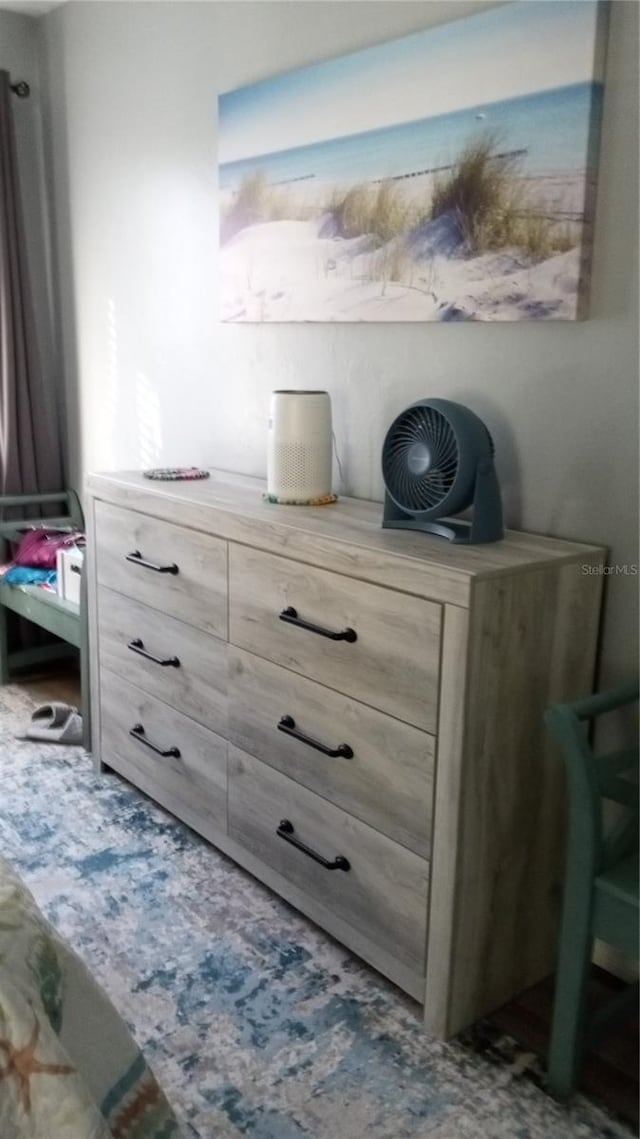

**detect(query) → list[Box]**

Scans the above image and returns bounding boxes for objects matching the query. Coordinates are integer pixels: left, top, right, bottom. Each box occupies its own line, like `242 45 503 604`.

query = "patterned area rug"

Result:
0 684 633 1139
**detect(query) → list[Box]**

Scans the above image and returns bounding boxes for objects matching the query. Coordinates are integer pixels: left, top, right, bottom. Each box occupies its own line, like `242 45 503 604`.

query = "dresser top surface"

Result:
87 469 604 584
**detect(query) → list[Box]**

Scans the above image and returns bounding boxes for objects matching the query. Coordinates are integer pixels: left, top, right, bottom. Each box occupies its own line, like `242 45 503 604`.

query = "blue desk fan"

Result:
381 399 503 544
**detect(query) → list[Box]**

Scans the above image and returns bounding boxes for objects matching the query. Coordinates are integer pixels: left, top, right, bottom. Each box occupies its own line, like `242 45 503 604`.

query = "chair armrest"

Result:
565 683 639 722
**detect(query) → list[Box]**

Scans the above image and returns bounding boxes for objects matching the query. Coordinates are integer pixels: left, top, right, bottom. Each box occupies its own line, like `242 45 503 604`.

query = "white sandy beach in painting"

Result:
219 171 590 322
218 1 606 322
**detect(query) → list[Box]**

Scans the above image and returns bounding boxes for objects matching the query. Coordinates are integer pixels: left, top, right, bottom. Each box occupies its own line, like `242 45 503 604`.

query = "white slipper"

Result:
20 702 83 745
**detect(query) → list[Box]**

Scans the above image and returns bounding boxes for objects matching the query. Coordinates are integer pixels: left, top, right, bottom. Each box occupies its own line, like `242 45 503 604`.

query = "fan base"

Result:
382 457 504 545
382 485 503 544
382 517 476 543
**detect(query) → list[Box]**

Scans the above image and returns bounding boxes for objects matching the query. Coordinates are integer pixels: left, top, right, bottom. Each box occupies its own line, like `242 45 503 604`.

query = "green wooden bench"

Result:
0 490 89 744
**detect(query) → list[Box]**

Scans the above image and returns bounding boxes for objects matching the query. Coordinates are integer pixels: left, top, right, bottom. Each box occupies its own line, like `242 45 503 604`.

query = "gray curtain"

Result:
0 69 63 498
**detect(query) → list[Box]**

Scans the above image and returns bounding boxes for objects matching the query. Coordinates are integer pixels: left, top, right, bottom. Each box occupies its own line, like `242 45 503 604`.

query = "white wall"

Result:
40 0 638 689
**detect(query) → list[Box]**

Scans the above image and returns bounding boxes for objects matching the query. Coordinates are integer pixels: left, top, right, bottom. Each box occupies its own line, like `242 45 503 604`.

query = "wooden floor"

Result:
492 967 639 1130
14 661 81 707
10 661 640 1130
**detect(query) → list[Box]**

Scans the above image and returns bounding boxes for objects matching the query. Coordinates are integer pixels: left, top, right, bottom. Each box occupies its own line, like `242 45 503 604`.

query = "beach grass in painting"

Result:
218 1 607 322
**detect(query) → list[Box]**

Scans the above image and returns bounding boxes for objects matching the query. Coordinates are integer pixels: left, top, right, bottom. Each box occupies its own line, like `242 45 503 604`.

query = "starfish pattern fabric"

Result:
0 1013 74 1112
0 857 183 1138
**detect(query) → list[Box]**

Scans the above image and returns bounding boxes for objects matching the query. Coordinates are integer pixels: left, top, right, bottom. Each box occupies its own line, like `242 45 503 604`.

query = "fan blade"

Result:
383 404 460 514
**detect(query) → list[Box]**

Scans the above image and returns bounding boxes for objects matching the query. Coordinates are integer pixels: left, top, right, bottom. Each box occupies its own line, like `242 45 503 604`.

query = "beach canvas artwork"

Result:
218 1 608 323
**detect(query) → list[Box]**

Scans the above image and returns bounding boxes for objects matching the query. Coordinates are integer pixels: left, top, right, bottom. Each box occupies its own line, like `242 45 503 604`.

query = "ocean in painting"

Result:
220 82 603 193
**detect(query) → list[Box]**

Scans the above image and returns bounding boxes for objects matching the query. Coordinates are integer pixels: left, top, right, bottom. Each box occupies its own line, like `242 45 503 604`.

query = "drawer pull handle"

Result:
126 550 179 575
277 819 350 872
130 723 181 759
127 638 180 668
277 715 353 759
279 606 357 643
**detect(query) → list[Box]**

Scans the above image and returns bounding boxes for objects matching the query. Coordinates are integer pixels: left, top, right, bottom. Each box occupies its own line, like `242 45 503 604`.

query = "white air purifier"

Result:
267 390 333 503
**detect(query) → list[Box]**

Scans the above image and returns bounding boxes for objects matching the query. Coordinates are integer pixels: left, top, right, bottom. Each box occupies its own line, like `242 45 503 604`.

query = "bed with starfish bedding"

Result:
0 856 183 1138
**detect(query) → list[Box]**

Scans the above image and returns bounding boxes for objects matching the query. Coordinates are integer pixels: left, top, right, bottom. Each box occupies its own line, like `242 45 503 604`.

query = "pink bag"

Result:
13 528 85 570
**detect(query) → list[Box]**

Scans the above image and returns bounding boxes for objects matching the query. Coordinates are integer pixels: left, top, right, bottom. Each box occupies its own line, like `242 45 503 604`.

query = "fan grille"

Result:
383 405 459 512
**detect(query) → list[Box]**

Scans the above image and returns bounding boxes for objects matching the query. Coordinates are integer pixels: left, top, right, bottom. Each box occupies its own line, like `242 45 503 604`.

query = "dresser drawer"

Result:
97 586 227 735
94 500 227 638
228 746 429 973
228 647 435 856
228 545 441 731
100 671 227 837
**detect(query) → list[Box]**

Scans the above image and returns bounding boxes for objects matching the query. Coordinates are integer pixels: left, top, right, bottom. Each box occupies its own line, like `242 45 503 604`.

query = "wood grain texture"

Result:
228 647 435 856
97 586 228 736
441 552 605 1037
94 499 227 638
423 604 470 1036
228 745 430 974
86 497 103 771
100 669 228 834
88 471 605 608
229 544 441 732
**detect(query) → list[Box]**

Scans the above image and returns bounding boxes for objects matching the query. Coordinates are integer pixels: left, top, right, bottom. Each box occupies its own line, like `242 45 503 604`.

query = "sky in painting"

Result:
219 1 604 164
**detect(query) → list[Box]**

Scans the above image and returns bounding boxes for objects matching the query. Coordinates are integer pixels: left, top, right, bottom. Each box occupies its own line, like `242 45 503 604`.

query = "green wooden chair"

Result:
0 490 89 745
544 683 639 1099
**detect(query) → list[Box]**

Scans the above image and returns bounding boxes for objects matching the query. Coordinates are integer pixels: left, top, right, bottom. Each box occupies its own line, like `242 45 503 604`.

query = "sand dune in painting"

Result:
219 156 592 322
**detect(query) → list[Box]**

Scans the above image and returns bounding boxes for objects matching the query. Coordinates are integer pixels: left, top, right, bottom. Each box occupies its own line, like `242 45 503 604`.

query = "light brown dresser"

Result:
86 469 605 1037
